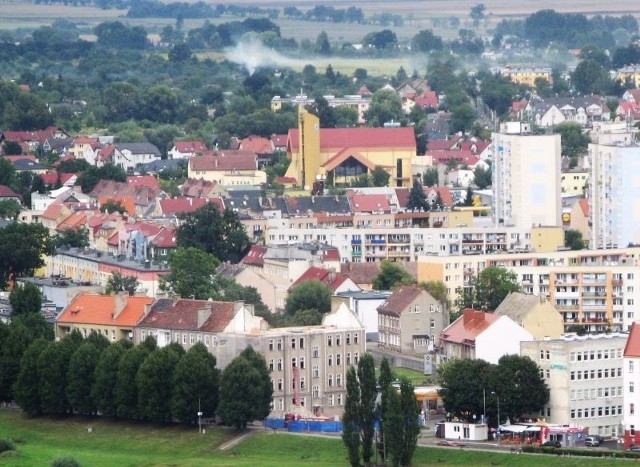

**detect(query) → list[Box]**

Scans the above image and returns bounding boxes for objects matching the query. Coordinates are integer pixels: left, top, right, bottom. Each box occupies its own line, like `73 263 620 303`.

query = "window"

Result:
205 335 210 346
312 346 319 358
277 359 283 371
346 333 351 345
346 352 352 365
291 338 296 349
354 352 360 364
328 395 334 407
313 365 319 378
337 354 342 365
300 377 305 390
291 357 297 368
328 335 333 346
182 334 187 344
337 373 342 386
141 330 146 341
337 394 343 406
299 357 305 369
299 338 305 349
190 334 195 344
277 379 283 391
631 382 635 393
354 333 359 344
312 386 319 398
328 354 333 366
277 339 283 350
631 403 635 416
328 374 333 387
269 359 274 371
336 335 341 346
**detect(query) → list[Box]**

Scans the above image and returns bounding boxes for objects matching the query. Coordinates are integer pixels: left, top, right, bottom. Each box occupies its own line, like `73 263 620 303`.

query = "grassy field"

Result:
0 409 630 466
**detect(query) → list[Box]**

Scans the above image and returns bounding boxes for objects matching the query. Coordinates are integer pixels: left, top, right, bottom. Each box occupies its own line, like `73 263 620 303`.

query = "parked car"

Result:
585 436 600 447
541 440 561 448
629 445 640 452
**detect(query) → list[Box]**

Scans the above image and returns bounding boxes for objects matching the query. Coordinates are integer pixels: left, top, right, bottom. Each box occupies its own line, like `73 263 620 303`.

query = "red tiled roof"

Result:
51 154 75 168
240 135 274 155
289 266 350 292
323 150 377 172
426 186 454 206
42 203 64 221
340 262 381 285
275 176 297 184
127 175 160 190
288 127 416 151
173 140 208 153
151 227 177 248
358 85 372 95
0 184 21 199
56 211 87 232
377 285 424 316
57 293 153 327
414 90 438 108
73 136 101 150
137 298 236 332
322 249 341 262
440 309 500 344
511 99 528 113
625 322 640 357
98 196 136 216
2 155 37 163
429 149 474 165
159 197 208 215
427 136 461 151
627 89 640 103
241 245 267 266
189 152 257 171
107 232 119 246
271 134 288 148
41 172 76 186
349 194 391 213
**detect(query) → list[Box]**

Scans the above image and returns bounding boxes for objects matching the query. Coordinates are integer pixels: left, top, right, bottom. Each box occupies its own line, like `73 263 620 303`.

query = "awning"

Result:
524 426 541 432
500 425 528 433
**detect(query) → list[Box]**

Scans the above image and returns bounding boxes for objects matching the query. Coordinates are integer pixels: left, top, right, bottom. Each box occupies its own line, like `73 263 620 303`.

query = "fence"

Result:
264 418 342 433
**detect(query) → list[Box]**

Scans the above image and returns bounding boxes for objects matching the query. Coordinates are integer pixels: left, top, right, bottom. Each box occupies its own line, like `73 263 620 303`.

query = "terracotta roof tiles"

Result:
57 294 153 327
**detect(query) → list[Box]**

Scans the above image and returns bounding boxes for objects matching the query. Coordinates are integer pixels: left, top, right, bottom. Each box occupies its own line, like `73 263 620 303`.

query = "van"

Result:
585 436 600 447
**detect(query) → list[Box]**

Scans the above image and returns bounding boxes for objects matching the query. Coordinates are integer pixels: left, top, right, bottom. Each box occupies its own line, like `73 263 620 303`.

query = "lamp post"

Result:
491 391 500 443
197 398 203 434
483 388 486 425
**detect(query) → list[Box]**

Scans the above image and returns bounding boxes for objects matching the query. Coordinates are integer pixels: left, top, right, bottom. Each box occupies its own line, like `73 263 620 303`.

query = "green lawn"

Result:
0 410 628 466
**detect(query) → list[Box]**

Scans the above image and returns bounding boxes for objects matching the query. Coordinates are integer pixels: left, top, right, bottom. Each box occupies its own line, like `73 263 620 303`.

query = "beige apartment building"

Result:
521 333 627 438
259 304 365 419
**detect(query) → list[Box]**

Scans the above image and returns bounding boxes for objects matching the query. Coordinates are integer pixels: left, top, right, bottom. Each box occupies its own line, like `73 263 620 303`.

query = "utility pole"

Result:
198 398 203 434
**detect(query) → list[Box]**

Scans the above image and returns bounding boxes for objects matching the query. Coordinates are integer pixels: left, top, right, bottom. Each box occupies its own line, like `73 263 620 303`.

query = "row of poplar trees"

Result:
9 328 272 428
342 354 420 467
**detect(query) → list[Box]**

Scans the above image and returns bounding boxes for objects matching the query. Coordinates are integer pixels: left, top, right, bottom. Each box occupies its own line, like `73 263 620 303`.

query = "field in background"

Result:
0 410 627 467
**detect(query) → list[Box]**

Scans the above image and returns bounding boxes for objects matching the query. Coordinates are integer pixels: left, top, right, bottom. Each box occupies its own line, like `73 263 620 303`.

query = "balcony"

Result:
351 250 362 256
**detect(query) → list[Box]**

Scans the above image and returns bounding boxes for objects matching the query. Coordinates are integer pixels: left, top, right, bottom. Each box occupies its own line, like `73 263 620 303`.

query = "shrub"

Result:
51 455 82 467
0 438 16 453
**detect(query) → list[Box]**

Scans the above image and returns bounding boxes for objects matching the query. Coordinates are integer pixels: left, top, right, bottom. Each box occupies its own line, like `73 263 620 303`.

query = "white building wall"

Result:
475 316 533 364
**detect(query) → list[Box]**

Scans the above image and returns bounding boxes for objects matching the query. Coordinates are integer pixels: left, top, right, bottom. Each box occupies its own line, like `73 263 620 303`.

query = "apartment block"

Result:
623 323 640 449
521 333 627 438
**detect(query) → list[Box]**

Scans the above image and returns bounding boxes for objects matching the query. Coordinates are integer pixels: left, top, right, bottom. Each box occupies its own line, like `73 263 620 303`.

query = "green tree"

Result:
171 343 220 424
378 357 393 458
177 203 250 263
285 280 332 316
565 229 586 250
0 222 53 288
571 59 610 95
289 308 323 326
555 122 590 158
372 260 415 291
470 3 486 27
91 342 128 417
364 89 404 127
334 106 359 127
38 331 83 414
168 42 192 62
358 353 377 465
13 338 50 416
406 179 429 212
218 347 272 430
438 358 494 422
419 280 448 306
77 164 127 194
384 378 420 467
472 165 492 189
342 365 361 467
423 167 439 187
106 272 140 296
115 345 151 419
99 199 127 215
458 266 522 312
372 166 391 187
56 158 90 174
53 227 89 249
0 324 33 402
9 282 42 316
160 247 219 300
0 199 21 220
67 341 102 415
315 31 331 56
2 140 22 155
450 104 476 133
137 345 183 422
410 29 443 53
487 355 549 424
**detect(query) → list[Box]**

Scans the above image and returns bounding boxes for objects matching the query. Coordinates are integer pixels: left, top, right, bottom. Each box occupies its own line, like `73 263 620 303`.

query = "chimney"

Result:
462 308 481 326
197 307 212 328
113 292 128 319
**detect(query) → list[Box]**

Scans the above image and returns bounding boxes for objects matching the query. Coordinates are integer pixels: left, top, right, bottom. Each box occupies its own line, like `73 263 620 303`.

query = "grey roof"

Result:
528 95 607 114
224 189 265 213
13 158 45 170
277 195 351 215
115 143 161 157
335 290 391 300
494 292 547 324
138 159 183 173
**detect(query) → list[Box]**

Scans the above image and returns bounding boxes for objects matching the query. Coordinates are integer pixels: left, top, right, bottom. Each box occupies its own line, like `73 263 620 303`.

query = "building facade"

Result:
521 333 627 438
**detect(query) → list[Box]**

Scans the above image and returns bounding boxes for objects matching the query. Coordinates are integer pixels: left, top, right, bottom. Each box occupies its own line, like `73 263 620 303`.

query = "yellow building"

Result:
501 66 553 88
617 65 640 87
188 152 266 187
494 292 564 339
561 170 589 196
285 109 417 190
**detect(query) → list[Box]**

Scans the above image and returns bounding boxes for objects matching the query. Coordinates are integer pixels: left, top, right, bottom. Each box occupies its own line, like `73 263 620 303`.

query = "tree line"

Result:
1 319 272 429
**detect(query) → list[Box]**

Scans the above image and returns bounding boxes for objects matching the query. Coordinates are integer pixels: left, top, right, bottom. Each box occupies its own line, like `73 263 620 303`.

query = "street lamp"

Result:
197 398 203 434
491 391 500 443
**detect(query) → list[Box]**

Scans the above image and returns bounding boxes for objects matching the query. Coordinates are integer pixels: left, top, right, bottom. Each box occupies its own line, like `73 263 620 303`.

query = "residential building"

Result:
98 143 162 172
589 124 640 249
439 309 533 364
168 140 208 159
521 333 627 438
418 247 640 331
623 323 640 449
501 66 553 88
271 94 371 124
332 290 391 340
569 198 590 247
492 122 562 229
188 152 266 187
135 298 266 368
561 170 589 196
288 266 359 294
259 303 365 418
377 285 448 354
285 108 416 190
524 96 609 128
55 293 153 342
217 262 278 312
494 292 564 339
617 65 640 88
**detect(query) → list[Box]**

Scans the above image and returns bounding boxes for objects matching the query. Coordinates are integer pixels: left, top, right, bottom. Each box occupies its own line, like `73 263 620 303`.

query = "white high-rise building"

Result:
589 123 640 249
492 122 561 228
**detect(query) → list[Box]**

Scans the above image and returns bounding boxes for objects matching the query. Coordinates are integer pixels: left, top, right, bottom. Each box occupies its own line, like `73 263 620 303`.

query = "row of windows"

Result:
570 406 622 419
570 387 623 400
267 333 360 352
273 377 307 391
570 367 622 380
268 353 360 371
271 393 345 411
141 330 218 347
568 348 623 362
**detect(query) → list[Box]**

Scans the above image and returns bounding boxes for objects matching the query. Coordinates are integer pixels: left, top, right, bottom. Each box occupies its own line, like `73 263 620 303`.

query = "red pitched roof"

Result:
288 127 416 151
271 134 288 149
625 322 640 358
73 136 101 149
0 184 21 199
240 135 274 154
173 140 208 153
578 198 589 217
41 171 76 186
189 152 257 171
51 153 75 168
289 266 349 292
377 285 425 316
349 194 391 213
627 89 640 103
440 309 500 345
429 149 474 165
340 262 381 285
427 136 461 151
2 155 37 163
426 186 454 206
323 150 377 172
58 293 153 327
241 245 267 266
151 227 177 248
98 196 136 216
275 176 297 184
159 197 208 215
127 175 160 190
56 211 88 232
137 298 236 332
414 90 438 109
